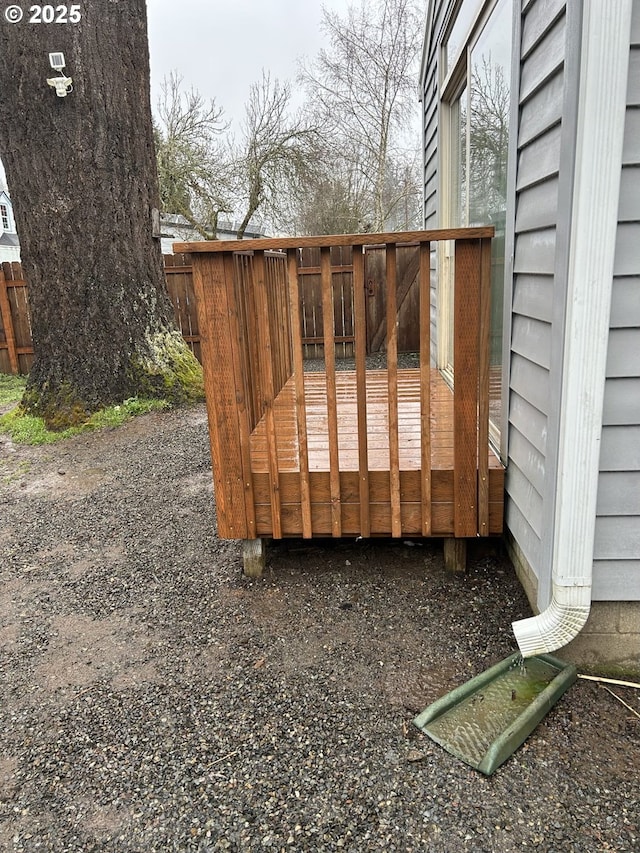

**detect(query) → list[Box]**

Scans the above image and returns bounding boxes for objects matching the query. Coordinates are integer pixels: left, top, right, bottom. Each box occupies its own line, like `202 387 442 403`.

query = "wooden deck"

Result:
249 368 503 537
174 227 504 555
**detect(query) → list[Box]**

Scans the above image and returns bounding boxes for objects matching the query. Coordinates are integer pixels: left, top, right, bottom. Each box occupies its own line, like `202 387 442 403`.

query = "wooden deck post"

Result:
477 237 492 536
419 241 432 536
453 239 481 538
444 537 467 573
191 254 249 539
243 538 266 578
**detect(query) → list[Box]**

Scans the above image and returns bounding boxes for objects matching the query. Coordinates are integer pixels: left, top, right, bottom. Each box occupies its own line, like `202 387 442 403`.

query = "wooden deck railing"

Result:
175 228 498 543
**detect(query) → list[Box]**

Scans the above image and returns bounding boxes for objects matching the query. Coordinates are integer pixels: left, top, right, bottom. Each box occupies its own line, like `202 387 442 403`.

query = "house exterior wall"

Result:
504 0 572 608
594 0 640 600
0 189 20 262
422 0 640 616
420 0 574 602
420 1 448 361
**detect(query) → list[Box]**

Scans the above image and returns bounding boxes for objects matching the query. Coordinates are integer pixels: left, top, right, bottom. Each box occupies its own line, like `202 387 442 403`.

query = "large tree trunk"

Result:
0 0 203 428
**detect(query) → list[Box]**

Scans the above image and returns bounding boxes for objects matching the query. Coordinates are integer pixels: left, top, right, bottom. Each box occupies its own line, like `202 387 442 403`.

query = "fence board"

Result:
365 244 421 353
0 255 205 376
0 267 20 374
0 263 33 375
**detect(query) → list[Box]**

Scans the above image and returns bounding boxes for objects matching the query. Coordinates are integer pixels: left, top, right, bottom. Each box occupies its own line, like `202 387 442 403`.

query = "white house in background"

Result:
160 213 267 255
0 189 20 263
422 0 639 673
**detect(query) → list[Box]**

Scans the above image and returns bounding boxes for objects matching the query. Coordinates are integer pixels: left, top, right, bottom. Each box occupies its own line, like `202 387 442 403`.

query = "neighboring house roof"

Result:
0 231 19 247
160 213 268 254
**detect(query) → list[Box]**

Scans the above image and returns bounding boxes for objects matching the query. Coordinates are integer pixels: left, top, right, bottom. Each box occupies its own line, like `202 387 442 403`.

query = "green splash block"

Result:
413 652 577 775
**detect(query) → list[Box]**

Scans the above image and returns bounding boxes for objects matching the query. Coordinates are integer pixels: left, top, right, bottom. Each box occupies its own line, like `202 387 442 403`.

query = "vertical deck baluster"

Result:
321 245 342 537
253 250 282 539
386 244 402 537
352 245 370 537
419 241 432 536
453 239 481 537
478 237 492 536
287 248 313 538
223 253 257 538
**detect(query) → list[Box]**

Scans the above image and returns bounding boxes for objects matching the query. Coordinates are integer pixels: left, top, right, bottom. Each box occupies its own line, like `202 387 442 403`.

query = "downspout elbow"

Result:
512 581 591 659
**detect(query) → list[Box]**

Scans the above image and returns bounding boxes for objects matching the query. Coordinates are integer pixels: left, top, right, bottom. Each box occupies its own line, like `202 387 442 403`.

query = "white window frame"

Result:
0 203 10 232
437 0 510 447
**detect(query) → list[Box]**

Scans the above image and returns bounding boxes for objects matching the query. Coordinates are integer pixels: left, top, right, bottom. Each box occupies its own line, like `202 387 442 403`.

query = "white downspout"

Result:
512 0 633 658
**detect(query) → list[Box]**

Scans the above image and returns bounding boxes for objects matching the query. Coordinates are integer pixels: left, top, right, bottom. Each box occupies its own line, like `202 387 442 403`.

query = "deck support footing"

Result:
444 538 467 573
243 538 266 578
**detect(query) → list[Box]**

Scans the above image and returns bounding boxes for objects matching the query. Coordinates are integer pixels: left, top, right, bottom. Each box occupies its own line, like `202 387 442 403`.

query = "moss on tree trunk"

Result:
22 329 203 430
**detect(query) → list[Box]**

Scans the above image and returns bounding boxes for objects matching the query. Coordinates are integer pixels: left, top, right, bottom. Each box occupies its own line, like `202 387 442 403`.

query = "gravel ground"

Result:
0 403 638 852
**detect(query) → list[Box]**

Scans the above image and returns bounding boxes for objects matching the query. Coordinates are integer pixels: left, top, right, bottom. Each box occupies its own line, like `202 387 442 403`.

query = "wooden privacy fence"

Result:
0 255 204 375
174 228 504 561
0 263 32 375
2 249 423 374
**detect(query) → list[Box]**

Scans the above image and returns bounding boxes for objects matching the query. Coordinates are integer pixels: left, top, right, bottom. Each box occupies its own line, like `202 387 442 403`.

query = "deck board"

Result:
250 368 501 473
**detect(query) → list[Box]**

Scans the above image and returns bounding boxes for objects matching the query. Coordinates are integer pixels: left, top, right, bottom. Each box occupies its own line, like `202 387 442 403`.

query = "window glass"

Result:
0 204 9 230
451 86 468 227
445 0 481 76
442 0 512 438
469 0 511 430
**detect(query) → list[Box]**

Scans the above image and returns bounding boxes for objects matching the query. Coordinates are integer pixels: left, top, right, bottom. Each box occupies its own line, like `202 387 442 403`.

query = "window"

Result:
0 204 9 231
439 0 513 442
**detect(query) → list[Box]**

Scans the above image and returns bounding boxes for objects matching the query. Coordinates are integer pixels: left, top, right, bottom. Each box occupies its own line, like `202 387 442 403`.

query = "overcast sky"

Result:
0 0 351 187
147 0 353 129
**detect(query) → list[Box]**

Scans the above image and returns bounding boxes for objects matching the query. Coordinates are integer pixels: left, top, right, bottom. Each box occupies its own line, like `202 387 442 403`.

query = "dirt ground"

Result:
1 404 639 851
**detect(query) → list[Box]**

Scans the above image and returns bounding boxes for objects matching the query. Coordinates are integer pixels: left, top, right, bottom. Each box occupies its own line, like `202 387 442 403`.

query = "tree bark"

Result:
0 0 203 428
